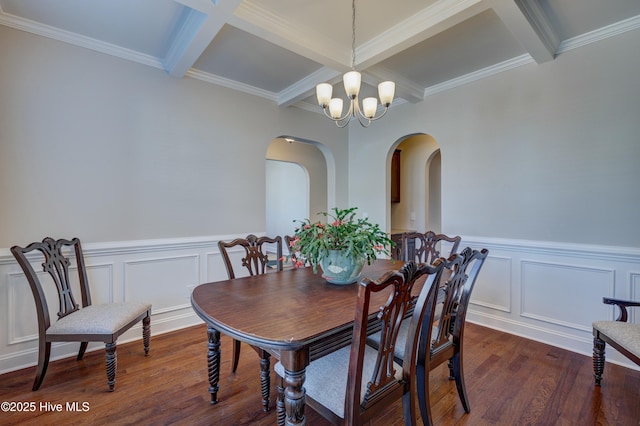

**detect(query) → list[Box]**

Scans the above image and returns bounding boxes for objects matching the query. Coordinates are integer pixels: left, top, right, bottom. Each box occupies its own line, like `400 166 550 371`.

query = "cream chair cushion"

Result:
593 320 640 357
275 344 402 418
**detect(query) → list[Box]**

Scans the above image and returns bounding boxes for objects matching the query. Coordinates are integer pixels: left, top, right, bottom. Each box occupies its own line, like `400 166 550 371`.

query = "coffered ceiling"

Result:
1 0 639 114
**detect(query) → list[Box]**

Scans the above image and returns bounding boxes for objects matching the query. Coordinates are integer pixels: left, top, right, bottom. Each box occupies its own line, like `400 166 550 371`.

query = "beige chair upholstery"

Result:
592 297 640 386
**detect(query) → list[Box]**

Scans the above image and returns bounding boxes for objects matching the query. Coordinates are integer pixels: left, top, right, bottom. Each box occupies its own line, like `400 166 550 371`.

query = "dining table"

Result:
190 259 404 426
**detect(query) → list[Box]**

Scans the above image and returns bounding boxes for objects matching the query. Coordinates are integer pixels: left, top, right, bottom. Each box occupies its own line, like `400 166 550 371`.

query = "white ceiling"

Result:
1 0 639 114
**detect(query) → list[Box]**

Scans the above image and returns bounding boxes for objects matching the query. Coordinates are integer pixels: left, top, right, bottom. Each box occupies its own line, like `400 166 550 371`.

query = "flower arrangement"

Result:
288 207 393 272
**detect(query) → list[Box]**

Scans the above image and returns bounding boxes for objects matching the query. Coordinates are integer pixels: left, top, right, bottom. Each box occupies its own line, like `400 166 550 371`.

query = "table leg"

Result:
283 366 306 426
259 349 271 412
207 326 221 405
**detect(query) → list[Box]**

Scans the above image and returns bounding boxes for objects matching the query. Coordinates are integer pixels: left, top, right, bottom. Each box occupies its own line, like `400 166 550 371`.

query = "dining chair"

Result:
11 237 151 391
274 260 447 425
401 230 461 264
370 247 488 425
217 234 283 411
389 231 461 376
592 297 640 386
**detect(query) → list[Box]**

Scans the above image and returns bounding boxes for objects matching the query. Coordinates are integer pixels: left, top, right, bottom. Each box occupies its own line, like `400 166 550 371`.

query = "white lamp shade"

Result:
329 98 343 119
362 97 378 118
343 71 361 98
378 81 395 106
316 83 333 107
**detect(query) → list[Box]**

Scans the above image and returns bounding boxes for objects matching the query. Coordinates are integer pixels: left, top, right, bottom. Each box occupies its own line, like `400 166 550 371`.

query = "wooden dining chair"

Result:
217 234 283 411
274 260 446 425
401 230 461 264
385 231 461 376
11 237 151 391
592 297 640 386
369 247 488 425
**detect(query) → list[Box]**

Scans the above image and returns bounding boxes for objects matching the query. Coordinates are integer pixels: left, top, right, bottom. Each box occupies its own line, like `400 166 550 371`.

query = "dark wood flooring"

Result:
1 323 638 425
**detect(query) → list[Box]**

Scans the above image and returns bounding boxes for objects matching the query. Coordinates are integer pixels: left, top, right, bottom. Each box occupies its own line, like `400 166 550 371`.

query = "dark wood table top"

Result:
191 259 403 352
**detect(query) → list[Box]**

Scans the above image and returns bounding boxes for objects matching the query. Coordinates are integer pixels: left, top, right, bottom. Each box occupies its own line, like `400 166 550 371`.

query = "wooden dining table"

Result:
190 259 403 426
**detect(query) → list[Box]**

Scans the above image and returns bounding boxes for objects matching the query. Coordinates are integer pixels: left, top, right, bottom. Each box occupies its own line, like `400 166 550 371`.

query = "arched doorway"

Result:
389 134 442 233
265 137 330 239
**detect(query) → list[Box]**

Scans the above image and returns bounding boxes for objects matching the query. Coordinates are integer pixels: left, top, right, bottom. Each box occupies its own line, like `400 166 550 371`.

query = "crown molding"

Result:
277 67 342 107
424 54 534 97
0 11 164 70
557 13 640 54
185 68 277 102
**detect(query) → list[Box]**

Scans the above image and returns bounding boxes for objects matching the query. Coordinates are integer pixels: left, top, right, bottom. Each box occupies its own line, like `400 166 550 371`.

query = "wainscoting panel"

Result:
6 271 39 345
1 234 639 375
521 260 614 331
124 254 199 314
470 255 511 313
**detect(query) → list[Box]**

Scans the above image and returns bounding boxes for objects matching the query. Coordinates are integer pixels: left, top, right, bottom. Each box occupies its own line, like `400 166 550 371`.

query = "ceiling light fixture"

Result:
315 0 395 128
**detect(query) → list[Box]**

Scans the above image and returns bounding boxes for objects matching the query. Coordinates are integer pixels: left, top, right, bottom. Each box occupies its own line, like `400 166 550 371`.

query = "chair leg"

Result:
276 376 286 426
416 363 434 426
451 352 470 413
105 342 117 392
142 315 151 355
402 387 418 426
593 337 606 386
33 340 51 391
259 350 271 412
78 342 89 360
231 339 241 373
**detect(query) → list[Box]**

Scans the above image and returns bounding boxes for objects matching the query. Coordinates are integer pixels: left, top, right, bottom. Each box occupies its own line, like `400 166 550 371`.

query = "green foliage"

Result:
289 207 393 272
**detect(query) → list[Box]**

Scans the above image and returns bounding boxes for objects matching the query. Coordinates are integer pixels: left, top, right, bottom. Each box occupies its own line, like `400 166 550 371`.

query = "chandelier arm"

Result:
366 106 390 122
354 100 389 123
347 100 371 127
355 114 372 128
321 99 355 127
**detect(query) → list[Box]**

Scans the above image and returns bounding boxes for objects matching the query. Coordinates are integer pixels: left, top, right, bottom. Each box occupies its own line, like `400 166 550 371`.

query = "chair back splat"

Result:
218 234 283 279
402 231 461 264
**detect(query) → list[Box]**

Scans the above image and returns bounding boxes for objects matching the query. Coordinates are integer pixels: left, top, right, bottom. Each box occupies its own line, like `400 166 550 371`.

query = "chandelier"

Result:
315 0 395 128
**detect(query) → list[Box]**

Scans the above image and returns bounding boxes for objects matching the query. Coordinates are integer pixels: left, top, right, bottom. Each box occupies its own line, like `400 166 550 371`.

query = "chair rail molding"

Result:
1 233 639 374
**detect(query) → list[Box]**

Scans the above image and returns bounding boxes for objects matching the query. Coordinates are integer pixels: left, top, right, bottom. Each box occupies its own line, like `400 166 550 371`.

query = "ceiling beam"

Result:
165 0 244 77
230 2 353 71
356 0 490 69
362 66 425 104
490 0 558 63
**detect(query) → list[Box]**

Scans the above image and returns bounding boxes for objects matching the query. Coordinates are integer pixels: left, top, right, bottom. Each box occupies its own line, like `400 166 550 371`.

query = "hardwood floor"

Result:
1 323 638 425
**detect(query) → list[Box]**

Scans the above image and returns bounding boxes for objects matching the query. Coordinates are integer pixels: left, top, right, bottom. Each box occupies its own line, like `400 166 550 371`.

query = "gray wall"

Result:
349 28 640 248
2 24 639 249
0 25 347 247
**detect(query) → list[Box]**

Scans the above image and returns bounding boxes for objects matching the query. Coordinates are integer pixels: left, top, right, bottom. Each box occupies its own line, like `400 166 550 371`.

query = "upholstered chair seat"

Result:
48 302 152 336
592 298 640 386
275 345 402 419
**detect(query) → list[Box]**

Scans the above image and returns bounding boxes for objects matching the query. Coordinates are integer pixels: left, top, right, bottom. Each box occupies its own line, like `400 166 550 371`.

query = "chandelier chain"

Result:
351 0 356 69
